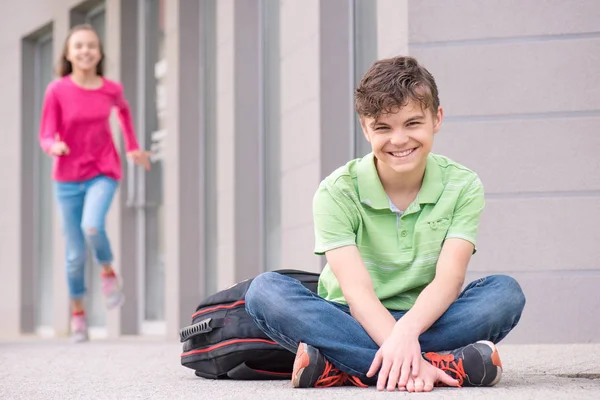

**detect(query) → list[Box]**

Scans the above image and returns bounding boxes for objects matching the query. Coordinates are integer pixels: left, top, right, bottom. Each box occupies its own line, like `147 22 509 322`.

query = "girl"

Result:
39 24 150 342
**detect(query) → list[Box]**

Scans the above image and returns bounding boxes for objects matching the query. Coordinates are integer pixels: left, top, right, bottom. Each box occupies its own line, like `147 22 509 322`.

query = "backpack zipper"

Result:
181 338 279 356
192 300 246 319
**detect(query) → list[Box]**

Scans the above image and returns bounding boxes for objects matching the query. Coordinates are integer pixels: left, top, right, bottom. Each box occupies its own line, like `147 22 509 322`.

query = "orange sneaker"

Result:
423 340 503 387
291 342 367 388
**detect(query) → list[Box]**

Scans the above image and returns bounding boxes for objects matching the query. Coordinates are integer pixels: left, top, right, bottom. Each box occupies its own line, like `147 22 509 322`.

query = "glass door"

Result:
353 0 378 157
261 0 281 272
34 33 55 333
132 0 166 334
84 2 107 330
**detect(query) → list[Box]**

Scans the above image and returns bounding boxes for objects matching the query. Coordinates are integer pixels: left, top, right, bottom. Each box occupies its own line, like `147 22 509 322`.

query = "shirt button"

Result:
400 230 408 237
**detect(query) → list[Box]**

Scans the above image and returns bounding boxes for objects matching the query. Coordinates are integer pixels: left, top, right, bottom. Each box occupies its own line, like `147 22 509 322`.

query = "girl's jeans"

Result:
54 175 118 300
245 271 526 384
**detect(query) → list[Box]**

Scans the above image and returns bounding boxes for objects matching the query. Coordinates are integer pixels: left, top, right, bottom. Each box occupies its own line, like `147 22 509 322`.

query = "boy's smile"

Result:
361 100 443 180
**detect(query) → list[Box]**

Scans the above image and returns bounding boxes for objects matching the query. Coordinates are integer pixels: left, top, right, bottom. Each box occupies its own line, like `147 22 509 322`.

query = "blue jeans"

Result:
245 272 526 384
54 175 118 299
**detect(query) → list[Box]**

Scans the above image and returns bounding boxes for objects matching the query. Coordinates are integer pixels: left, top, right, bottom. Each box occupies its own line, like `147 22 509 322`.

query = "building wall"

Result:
0 0 95 339
215 0 236 290
0 0 598 344
280 0 322 273
408 0 600 343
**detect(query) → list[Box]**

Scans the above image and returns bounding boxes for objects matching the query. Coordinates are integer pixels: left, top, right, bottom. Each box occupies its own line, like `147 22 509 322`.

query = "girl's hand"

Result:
127 150 152 171
50 141 70 156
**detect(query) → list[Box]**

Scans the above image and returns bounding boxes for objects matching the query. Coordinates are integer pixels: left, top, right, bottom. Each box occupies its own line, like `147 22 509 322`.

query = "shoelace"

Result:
314 361 368 388
424 352 466 386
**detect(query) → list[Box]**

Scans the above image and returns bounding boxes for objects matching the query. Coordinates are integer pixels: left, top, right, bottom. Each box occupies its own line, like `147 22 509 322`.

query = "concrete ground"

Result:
0 337 598 400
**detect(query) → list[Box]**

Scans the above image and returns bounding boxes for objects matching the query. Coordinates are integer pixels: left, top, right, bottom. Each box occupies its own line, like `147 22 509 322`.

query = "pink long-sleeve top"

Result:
39 76 140 182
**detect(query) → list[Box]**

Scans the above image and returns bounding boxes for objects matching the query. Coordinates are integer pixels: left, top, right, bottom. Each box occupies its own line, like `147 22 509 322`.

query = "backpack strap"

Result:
226 362 292 380
179 318 226 343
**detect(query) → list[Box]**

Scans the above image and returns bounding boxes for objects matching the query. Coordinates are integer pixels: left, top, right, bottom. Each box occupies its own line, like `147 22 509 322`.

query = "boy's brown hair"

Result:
355 56 439 120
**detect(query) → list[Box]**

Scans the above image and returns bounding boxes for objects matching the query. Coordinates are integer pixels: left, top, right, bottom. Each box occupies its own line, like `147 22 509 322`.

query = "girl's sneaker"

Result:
101 270 125 310
71 313 89 343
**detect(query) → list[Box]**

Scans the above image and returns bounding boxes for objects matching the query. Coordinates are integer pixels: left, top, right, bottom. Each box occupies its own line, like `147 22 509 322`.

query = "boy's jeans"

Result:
54 175 118 300
245 271 526 384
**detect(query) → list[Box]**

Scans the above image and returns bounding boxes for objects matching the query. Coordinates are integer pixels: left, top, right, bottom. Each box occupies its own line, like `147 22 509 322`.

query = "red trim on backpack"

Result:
191 300 246 319
180 338 279 357
251 368 292 377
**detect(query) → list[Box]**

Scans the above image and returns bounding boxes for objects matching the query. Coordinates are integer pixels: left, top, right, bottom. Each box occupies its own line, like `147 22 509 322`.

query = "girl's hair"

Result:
57 24 104 77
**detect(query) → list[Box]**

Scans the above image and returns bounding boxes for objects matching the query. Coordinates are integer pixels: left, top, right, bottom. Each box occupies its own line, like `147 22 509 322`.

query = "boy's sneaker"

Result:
423 340 503 387
70 314 89 343
292 342 367 388
101 270 125 310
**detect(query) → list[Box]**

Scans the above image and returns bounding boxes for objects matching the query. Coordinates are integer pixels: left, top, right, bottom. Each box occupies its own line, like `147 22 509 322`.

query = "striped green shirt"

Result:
313 152 485 310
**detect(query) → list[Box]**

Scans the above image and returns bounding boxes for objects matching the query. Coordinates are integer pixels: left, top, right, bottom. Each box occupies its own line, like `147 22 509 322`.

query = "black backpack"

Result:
179 269 320 380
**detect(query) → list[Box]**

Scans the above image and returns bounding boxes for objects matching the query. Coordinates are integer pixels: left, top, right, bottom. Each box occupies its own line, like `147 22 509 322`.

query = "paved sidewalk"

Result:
1 337 598 399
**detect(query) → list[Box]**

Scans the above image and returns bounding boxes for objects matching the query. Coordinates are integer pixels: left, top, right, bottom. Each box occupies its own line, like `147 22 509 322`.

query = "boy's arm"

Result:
313 182 394 345
368 176 485 390
393 238 472 336
326 245 396 346
367 239 474 391
396 176 485 337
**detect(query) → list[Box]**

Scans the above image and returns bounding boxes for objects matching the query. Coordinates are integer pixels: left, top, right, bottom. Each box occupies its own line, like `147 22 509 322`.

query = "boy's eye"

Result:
374 126 389 131
407 122 422 126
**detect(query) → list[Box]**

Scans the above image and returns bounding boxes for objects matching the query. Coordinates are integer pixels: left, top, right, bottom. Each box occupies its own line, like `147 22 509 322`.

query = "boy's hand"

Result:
402 358 461 392
366 330 423 391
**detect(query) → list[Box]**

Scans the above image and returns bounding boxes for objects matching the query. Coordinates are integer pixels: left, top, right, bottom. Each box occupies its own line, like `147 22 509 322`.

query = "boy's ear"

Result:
433 106 444 134
359 116 371 142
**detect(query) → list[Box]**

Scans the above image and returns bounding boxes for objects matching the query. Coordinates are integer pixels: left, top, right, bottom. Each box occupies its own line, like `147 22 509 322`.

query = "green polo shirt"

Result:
313 152 485 310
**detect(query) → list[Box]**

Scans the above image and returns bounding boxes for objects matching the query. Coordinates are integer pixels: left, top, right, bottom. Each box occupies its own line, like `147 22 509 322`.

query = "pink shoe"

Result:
101 271 125 310
71 314 89 343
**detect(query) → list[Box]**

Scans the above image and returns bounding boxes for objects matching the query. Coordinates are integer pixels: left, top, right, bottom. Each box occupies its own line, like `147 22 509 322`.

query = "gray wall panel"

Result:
280 100 320 174
465 270 600 344
433 117 600 193
279 0 321 274
0 21 25 338
319 0 353 179
471 197 600 272
281 161 321 230
233 0 262 282
215 0 236 291
280 161 321 272
410 0 600 343
411 39 600 117
409 0 600 43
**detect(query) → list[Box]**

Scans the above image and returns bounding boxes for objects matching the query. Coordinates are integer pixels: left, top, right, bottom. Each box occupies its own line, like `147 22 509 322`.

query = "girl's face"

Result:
66 29 102 74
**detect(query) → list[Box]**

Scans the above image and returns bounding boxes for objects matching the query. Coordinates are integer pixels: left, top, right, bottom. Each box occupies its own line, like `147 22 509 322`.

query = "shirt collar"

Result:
356 153 444 210
418 154 444 204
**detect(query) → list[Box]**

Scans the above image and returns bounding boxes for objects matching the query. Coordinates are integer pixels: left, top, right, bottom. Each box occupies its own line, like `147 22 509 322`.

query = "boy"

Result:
245 56 525 392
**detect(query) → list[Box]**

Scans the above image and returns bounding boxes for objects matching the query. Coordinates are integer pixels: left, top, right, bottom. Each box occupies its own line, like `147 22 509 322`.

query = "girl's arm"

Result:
39 85 60 153
115 83 141 152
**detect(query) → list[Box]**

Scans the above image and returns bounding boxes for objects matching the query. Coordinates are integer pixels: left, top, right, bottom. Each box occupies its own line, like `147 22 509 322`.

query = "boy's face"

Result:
361 100 443 176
